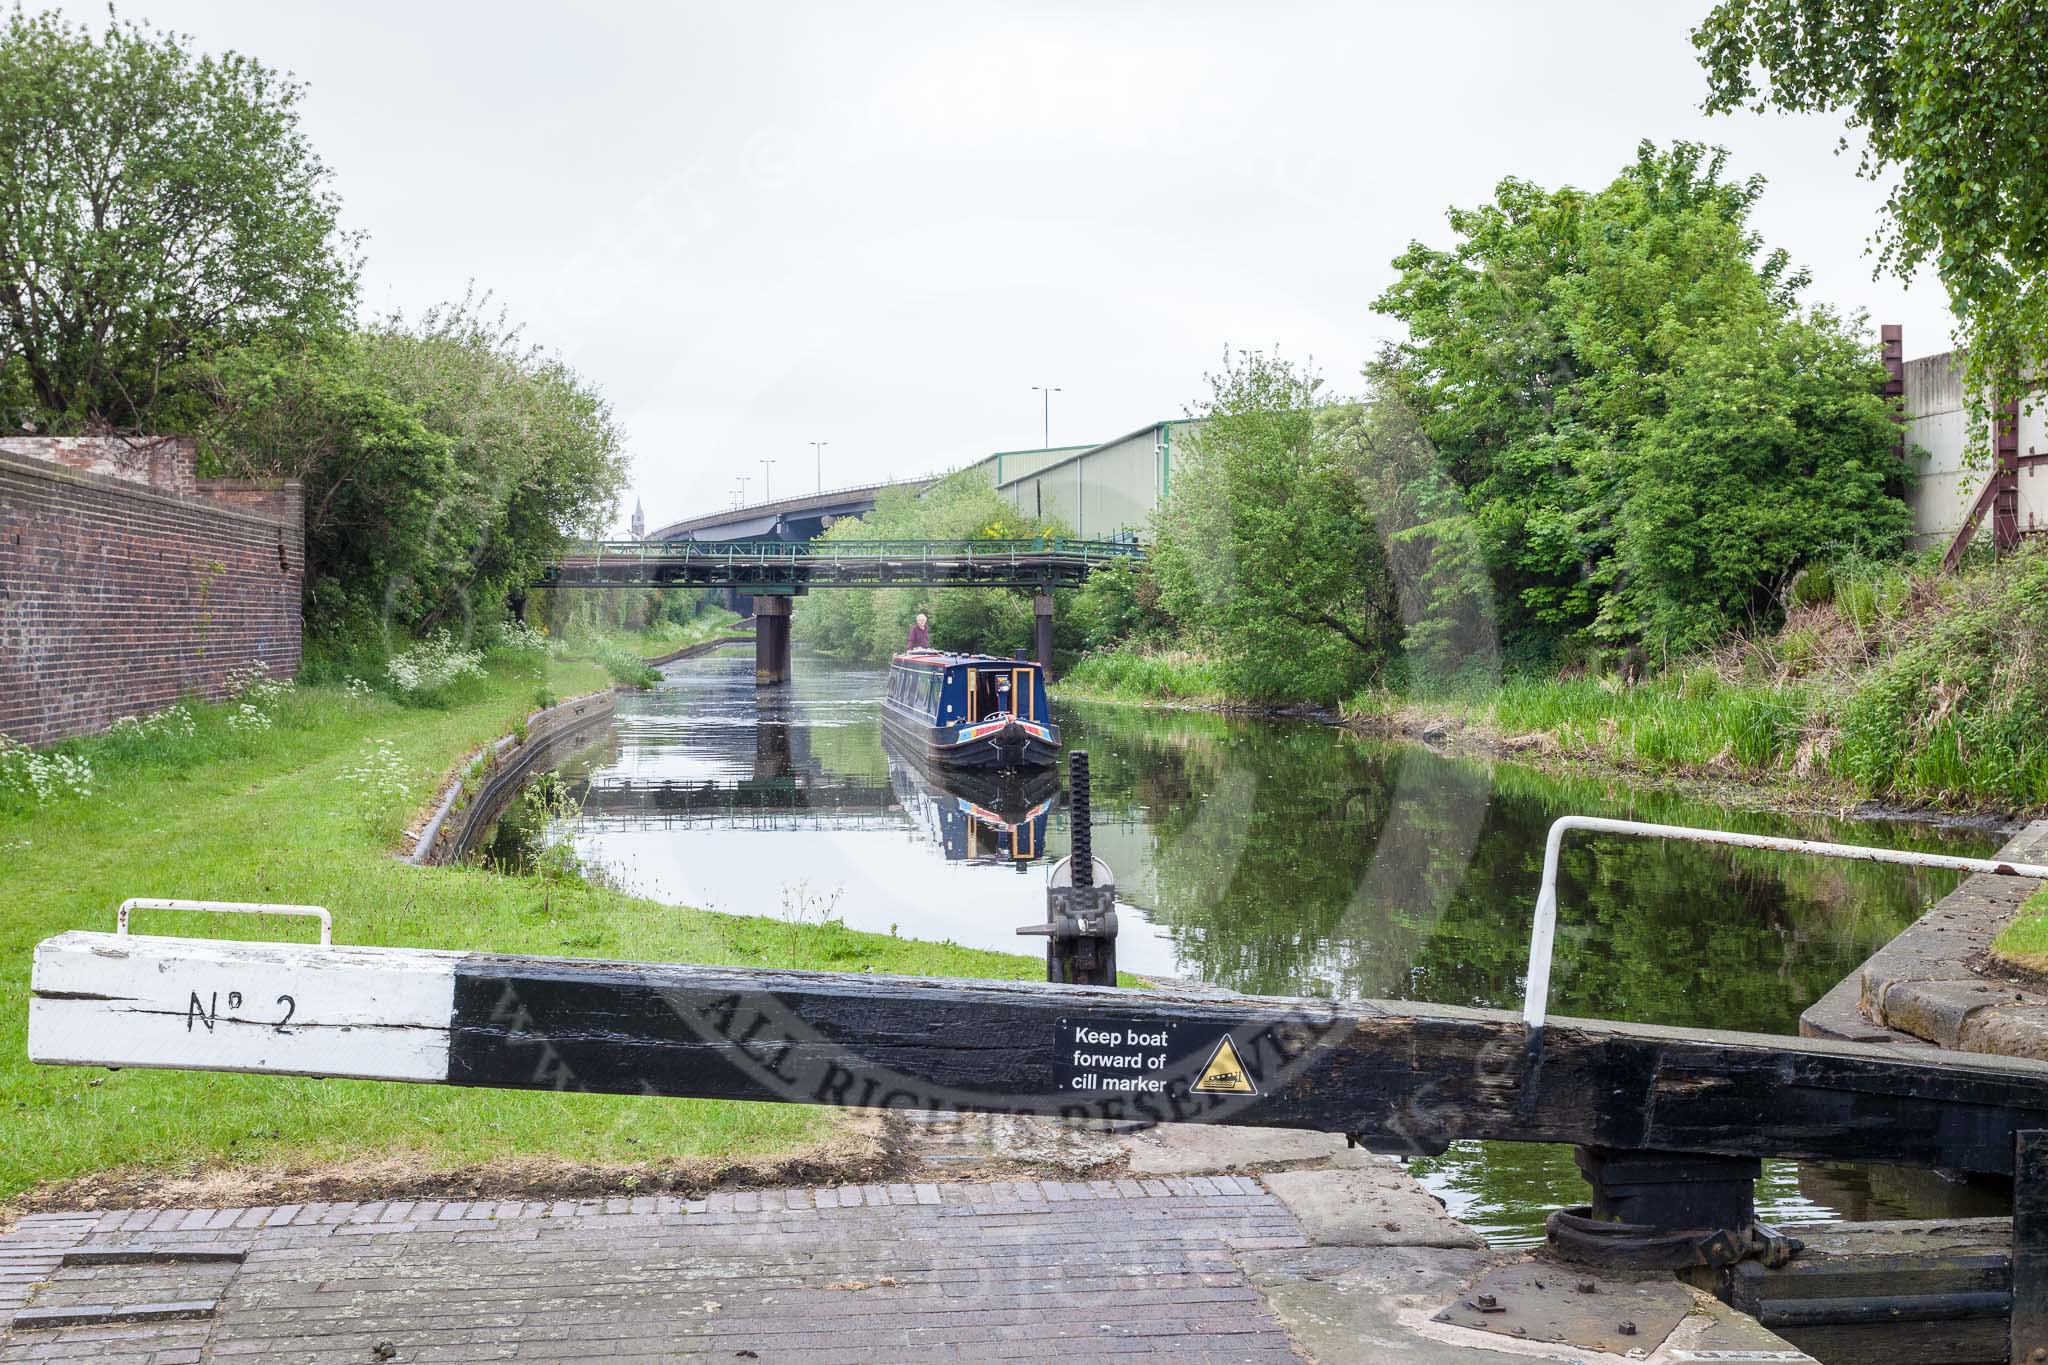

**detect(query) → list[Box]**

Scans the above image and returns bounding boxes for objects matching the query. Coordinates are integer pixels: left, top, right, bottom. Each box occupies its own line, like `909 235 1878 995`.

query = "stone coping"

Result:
404 687 617 866
1802 820 2048 1059
0 447 298 532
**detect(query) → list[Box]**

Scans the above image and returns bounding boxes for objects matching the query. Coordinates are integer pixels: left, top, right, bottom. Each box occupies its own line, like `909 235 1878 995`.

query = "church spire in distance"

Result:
630 497 645 541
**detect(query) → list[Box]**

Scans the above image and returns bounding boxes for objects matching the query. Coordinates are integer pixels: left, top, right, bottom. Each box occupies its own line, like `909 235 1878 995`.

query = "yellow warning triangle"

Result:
1190 1036 1257 1095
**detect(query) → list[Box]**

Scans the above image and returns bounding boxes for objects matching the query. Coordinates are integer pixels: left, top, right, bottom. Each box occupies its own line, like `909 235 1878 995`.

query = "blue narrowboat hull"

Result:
881 699 1060 772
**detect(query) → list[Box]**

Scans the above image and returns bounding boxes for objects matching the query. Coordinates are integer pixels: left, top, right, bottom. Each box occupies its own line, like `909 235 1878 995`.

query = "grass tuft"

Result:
1992 886 2048 975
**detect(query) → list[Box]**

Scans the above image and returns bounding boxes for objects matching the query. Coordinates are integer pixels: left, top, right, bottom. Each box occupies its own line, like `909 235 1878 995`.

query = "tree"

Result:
1621 311 1909 653
1694 2 2048 442
0 8 356 430
1152 352 1402 705
1374 141 1904 662
203 298 626 638
1324 383 1497 684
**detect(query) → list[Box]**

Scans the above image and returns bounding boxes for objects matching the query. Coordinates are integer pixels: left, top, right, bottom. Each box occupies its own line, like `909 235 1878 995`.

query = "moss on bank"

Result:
0 653 1036 1204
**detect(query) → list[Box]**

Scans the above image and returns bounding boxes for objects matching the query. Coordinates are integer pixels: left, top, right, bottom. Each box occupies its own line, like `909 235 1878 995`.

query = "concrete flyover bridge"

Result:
645 475 946 544
539 537 1144 686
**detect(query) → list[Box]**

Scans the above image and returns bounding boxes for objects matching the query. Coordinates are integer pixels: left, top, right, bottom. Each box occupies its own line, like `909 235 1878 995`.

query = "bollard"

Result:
1017 751 1118 986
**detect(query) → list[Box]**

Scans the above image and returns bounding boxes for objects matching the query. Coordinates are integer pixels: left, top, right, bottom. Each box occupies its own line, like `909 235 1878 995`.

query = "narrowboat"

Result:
882 649 1059 772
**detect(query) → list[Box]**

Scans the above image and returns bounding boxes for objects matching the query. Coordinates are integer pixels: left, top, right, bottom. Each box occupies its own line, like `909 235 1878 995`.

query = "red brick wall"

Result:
0 436 198 497
0 450 304 745
194 479 306 543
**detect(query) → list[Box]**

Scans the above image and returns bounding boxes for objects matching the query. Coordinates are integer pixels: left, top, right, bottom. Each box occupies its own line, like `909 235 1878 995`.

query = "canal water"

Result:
520 644 2013 1243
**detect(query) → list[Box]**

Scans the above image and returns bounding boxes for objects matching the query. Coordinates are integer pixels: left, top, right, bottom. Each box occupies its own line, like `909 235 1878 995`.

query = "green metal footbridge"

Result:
539 537 1143 591
535 538 1144 685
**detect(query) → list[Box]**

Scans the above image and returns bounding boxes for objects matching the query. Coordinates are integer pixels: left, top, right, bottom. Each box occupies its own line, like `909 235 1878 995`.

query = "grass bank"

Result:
1065 548 2048 817
0 651 1036 1208
589 607 744 661
1054 650 1236 708
1993 888 2048 974
550 607 744 687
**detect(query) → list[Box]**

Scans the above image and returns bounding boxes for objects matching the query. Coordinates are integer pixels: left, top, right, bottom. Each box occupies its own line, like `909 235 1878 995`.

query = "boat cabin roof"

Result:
891 649 1043 672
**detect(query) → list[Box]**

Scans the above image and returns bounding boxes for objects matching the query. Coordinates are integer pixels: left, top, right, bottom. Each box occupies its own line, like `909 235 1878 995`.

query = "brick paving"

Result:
0 1179 1307 1363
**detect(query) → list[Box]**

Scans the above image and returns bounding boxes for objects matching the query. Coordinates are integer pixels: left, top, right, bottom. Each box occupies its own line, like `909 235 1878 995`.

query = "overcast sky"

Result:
66 1 1954 531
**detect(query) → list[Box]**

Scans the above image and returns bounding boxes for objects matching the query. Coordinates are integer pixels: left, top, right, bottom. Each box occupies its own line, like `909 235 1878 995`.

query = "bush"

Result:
483 618 557 660
1834 546 2048 804
0 735 94 807
385 632 487 705
1071 559 1171 652
594 645 658 689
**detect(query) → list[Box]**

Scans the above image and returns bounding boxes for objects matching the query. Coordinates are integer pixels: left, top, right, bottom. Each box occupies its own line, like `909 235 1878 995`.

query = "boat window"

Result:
974 669 1008 719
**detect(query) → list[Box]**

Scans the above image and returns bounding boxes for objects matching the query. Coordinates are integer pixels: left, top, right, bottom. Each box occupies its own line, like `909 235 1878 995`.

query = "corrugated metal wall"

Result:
985 422 1190 539
1904 351 2048 546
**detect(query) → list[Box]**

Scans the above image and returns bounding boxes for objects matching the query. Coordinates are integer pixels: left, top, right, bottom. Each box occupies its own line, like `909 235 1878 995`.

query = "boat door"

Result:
965 668 978 723
1012 667 1035 722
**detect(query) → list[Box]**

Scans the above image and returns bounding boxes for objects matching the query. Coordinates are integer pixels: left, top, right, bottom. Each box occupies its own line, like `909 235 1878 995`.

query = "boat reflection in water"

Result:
885 734 1062 870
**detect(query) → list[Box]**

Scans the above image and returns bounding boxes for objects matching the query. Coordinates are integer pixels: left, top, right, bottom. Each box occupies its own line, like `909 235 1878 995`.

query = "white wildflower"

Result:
226 703 273 735
386 632 487 697
0 735 94 804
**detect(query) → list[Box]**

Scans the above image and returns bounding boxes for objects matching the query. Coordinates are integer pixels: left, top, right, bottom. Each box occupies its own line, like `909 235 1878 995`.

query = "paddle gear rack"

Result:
1017 750 1117 986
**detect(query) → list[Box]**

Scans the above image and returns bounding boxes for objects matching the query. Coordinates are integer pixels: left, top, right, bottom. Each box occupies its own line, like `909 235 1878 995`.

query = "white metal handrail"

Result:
117 898 333 947
1522 816 2048 1031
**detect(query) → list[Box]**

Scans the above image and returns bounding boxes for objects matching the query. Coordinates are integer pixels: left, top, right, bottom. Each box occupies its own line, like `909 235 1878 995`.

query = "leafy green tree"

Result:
203 299 626 638
1621 312 1908 652
1323 384 1497 684
1375 141 1904 662
1152 352 1401 704
1070 558 1172 653
0 8 356 430
1694 1 2048 441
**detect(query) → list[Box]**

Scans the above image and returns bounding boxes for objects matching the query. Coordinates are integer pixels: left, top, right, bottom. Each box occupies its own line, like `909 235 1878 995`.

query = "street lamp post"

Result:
761 459 775 504
1033 386 1061 449
812 441 827 494
735 476 749 507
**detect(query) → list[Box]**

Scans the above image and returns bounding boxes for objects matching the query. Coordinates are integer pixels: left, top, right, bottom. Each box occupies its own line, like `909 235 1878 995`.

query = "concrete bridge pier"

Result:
755 594 794 687
1034 592 1055 680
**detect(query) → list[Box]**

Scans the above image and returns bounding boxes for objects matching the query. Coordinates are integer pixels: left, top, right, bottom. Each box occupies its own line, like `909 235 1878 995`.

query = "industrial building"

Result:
1892 324 2047 562
969 420 1196 540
